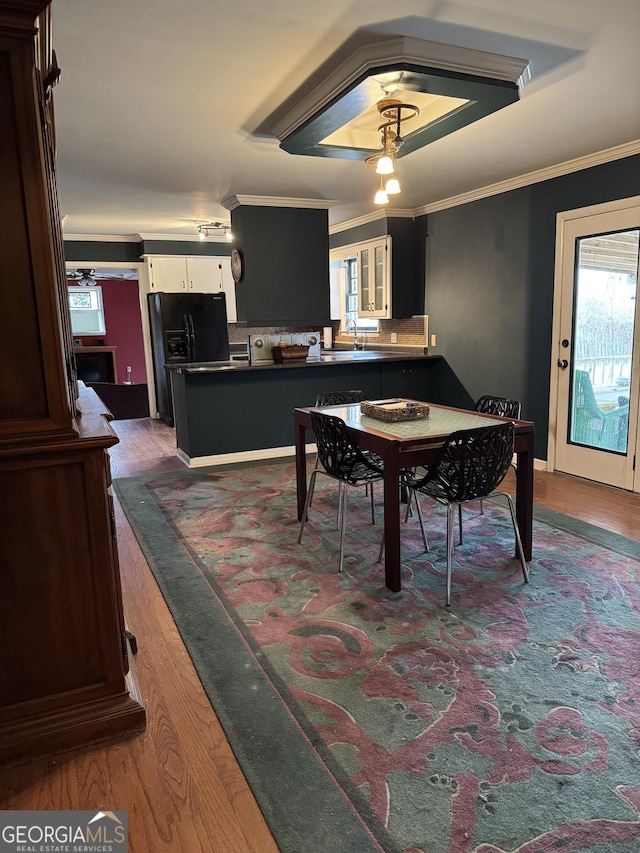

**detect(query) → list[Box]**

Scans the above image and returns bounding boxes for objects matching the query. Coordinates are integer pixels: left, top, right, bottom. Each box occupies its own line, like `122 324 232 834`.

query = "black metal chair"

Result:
298 411 384 573
475 395 522 420
402 422 529 605
316 390 365 407
314 390 368 506
474 395 521 514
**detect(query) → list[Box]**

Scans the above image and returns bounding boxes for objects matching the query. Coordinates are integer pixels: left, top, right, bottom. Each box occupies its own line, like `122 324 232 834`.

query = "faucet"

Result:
347 319 359 350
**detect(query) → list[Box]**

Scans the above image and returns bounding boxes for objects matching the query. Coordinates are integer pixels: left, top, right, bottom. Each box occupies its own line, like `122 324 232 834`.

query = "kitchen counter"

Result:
169 350 434 374
167 350 441 465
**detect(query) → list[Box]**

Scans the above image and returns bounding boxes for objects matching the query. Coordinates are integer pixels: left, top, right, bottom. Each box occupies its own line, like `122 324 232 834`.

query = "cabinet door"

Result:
358 238 390 318
186 257 237 321
148 257 188 292
186 257 218 292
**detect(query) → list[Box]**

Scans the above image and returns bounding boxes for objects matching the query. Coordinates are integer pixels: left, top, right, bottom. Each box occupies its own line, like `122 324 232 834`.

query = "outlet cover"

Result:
430 334 437 347
391 332 397 343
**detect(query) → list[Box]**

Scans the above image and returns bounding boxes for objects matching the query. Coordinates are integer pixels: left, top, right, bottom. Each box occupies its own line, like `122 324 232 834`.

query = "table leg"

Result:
382 449 402 592
295 418 308 521
515 437 534 561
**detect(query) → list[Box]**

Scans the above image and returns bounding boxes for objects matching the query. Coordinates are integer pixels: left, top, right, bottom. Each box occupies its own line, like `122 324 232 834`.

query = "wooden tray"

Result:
272 344 310 362
361 398 430 422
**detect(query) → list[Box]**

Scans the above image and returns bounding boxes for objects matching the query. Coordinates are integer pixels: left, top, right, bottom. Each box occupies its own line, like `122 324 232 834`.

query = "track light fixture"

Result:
197 222 232 240
365 98 419 206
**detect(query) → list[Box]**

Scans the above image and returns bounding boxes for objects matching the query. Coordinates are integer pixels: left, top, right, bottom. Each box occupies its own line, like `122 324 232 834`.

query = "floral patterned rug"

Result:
115 461 640 853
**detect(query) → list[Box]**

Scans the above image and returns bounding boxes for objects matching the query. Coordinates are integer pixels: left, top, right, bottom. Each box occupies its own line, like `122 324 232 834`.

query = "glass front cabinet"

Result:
358 237 391 318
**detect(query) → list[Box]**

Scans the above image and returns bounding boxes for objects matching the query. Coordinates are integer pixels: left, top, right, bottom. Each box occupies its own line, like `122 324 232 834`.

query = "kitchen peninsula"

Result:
168 350 440 465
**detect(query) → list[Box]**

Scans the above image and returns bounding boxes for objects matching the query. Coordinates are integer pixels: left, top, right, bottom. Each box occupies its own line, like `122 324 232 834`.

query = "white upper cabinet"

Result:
147 255 237 321
358 237 390 318
147 256 189 292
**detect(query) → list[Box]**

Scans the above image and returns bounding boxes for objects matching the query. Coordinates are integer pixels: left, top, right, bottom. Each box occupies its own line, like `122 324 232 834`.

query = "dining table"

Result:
293 401 535 592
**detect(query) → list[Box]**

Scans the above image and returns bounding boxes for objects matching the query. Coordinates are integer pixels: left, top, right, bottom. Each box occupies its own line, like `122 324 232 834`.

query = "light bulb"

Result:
385 177 401 194
375 155 394 175
374 188 389 205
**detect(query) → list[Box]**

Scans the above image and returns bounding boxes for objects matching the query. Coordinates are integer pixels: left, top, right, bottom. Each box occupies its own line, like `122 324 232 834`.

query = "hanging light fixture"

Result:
197 222 232 240
385 177 401 195
365 98 419 206
374 174 389 205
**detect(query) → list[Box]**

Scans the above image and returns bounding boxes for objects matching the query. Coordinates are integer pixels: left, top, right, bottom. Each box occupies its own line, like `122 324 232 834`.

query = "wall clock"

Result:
231 248 243 282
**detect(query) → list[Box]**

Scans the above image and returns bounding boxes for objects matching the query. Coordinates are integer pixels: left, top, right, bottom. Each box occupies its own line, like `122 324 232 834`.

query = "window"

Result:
330 252 379 334
68 286 106 335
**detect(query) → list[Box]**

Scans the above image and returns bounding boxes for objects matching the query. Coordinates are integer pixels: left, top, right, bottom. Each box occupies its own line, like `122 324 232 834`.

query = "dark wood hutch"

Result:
0 0 145 765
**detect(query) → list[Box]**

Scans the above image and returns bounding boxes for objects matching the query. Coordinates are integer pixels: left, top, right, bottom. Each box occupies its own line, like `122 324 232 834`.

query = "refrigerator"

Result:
148 291 230 425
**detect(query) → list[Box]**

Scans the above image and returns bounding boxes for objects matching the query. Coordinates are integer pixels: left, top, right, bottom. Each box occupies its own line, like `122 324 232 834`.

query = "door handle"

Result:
557 359 568 370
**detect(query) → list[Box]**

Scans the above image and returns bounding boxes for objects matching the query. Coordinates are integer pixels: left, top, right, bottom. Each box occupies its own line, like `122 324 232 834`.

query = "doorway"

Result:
549 197 640 489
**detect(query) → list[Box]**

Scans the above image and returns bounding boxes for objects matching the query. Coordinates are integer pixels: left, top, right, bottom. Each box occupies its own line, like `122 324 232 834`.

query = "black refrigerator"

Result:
148 291 230 425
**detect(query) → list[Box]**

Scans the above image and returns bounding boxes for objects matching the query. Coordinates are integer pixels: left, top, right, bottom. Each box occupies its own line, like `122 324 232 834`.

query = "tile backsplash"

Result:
228 316 429 350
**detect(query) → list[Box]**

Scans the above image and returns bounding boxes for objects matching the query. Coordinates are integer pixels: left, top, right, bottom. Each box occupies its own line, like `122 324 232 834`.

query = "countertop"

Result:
168 350 437 374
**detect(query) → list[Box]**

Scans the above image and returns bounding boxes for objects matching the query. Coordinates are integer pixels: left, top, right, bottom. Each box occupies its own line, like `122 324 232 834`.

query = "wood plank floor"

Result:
2 416 640 852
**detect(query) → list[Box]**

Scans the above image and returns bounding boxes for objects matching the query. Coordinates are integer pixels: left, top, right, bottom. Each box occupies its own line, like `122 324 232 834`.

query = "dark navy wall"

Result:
64 239 231 262
426 153 640 459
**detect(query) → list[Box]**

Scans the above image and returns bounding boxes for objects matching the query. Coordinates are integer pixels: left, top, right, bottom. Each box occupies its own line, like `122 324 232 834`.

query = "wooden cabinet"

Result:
147 255 237 321
0 0 145 766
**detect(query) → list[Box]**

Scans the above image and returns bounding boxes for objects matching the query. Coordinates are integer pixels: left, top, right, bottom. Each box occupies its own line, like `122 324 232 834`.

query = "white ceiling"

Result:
53 0 640 238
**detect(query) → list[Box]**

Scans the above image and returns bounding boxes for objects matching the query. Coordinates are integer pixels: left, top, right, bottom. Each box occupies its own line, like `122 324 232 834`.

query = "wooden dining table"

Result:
293 401 535 592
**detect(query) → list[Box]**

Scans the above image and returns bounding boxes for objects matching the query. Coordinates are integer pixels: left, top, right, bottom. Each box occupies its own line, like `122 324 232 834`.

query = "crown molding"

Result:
62 233 141 242
136 232 231 243
222 195 336 211
415 140 640 216
329 208 414 235
331 141 640 232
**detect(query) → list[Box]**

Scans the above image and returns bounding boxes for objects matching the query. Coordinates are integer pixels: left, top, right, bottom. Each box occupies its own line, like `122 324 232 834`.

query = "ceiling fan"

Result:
66 267 139 283
67 268 98 286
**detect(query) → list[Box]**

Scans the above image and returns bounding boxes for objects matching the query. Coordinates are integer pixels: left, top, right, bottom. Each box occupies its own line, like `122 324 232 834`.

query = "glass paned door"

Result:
569 232 637 454
553 200 640 490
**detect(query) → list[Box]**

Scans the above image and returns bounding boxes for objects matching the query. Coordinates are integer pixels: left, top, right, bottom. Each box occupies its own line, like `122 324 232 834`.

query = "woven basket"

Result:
361 398 430 422
272 344 310 363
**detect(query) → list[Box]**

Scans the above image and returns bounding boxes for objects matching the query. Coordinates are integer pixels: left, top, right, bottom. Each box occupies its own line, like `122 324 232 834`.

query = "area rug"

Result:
114 461 640 853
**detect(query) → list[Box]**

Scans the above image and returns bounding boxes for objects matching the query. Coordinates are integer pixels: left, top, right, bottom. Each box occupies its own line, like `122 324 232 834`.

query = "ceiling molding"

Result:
62 233 141 242
414 140 640 216
332 140 640 231
329 208 414 235
270 35 528 145
222 195 336 211
136 232 230 243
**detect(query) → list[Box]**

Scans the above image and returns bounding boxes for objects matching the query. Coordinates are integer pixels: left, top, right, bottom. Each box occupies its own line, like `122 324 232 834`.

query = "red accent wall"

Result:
77 280 146 384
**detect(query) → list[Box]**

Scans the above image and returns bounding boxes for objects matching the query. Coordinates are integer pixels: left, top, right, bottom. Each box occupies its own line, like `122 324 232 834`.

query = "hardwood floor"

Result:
2 416 639 852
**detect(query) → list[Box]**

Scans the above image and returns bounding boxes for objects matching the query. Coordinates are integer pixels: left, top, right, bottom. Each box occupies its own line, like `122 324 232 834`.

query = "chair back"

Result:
415 423 516 503
316 389 364 406
311 411 382 484
475 395 521 419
